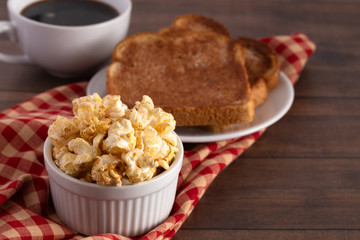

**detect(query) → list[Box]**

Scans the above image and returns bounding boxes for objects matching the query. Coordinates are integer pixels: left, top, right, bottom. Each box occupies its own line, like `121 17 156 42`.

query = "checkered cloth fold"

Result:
0 33 315 240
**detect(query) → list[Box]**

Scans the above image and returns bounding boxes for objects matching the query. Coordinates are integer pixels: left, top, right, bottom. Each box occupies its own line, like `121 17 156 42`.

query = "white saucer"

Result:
87 67 294 143
87 65 108 97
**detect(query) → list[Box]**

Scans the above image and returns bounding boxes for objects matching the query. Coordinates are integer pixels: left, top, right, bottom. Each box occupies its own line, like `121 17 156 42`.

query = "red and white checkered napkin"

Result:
0 33 315 240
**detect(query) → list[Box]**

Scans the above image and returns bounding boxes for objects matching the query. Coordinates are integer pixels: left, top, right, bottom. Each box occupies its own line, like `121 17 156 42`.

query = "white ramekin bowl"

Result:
43 134 183 237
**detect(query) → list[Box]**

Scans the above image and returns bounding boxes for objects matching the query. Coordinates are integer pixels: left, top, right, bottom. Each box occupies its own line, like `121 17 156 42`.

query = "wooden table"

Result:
1 0 359 239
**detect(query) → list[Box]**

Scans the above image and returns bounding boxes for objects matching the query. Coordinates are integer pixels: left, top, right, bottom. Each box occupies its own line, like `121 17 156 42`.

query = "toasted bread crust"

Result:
233 37 280 108
163 100 254 126
251 78 268 107
236 37 280 90
159 14 230 38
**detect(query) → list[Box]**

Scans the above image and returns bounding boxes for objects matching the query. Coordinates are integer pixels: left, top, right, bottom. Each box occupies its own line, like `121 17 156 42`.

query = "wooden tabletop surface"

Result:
1 0 359 239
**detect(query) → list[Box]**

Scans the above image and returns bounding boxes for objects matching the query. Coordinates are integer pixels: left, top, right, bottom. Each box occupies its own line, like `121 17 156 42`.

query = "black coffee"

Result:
21 0 119 26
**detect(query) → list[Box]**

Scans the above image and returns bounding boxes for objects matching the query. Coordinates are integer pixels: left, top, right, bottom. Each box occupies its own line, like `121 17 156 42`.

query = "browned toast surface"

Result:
236 37 280 90
108 32 249 108
234 37 280 107
159 16 279 109
107 15 255 126
159 14 230 38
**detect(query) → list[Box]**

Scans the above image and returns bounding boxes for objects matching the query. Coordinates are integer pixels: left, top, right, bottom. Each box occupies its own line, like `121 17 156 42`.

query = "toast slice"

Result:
159 14 230 38
107 25 255 126
160 15 279 108
235 37 280 107
210 38 280 132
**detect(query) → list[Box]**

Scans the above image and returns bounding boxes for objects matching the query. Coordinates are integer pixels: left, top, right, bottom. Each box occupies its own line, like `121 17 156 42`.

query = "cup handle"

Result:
0 21 32 64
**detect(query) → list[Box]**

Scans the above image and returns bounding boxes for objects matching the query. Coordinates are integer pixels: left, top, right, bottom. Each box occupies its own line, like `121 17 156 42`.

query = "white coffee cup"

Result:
0 0 132 77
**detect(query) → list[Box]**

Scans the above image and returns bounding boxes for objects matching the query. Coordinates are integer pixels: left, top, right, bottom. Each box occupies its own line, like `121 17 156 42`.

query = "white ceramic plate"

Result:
87 67 294 143
87 65 108 97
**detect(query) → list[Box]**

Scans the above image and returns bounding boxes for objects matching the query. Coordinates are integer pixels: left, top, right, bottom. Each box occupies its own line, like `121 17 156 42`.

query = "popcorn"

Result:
150 108 176 136
91 154 124 186
72 93 104 119
68 136 102 172
72 93 111 141
103 119 136 154
53 147 78 177
141 126 171 160
128 95 155 130
48 94 178 186
48 116 79 148
122 149 158 183
102 95 128 122
75 116 111 142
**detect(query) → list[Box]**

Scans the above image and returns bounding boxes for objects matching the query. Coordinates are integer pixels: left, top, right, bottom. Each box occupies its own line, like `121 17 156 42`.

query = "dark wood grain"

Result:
174 230 360 240
0 0 359 239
